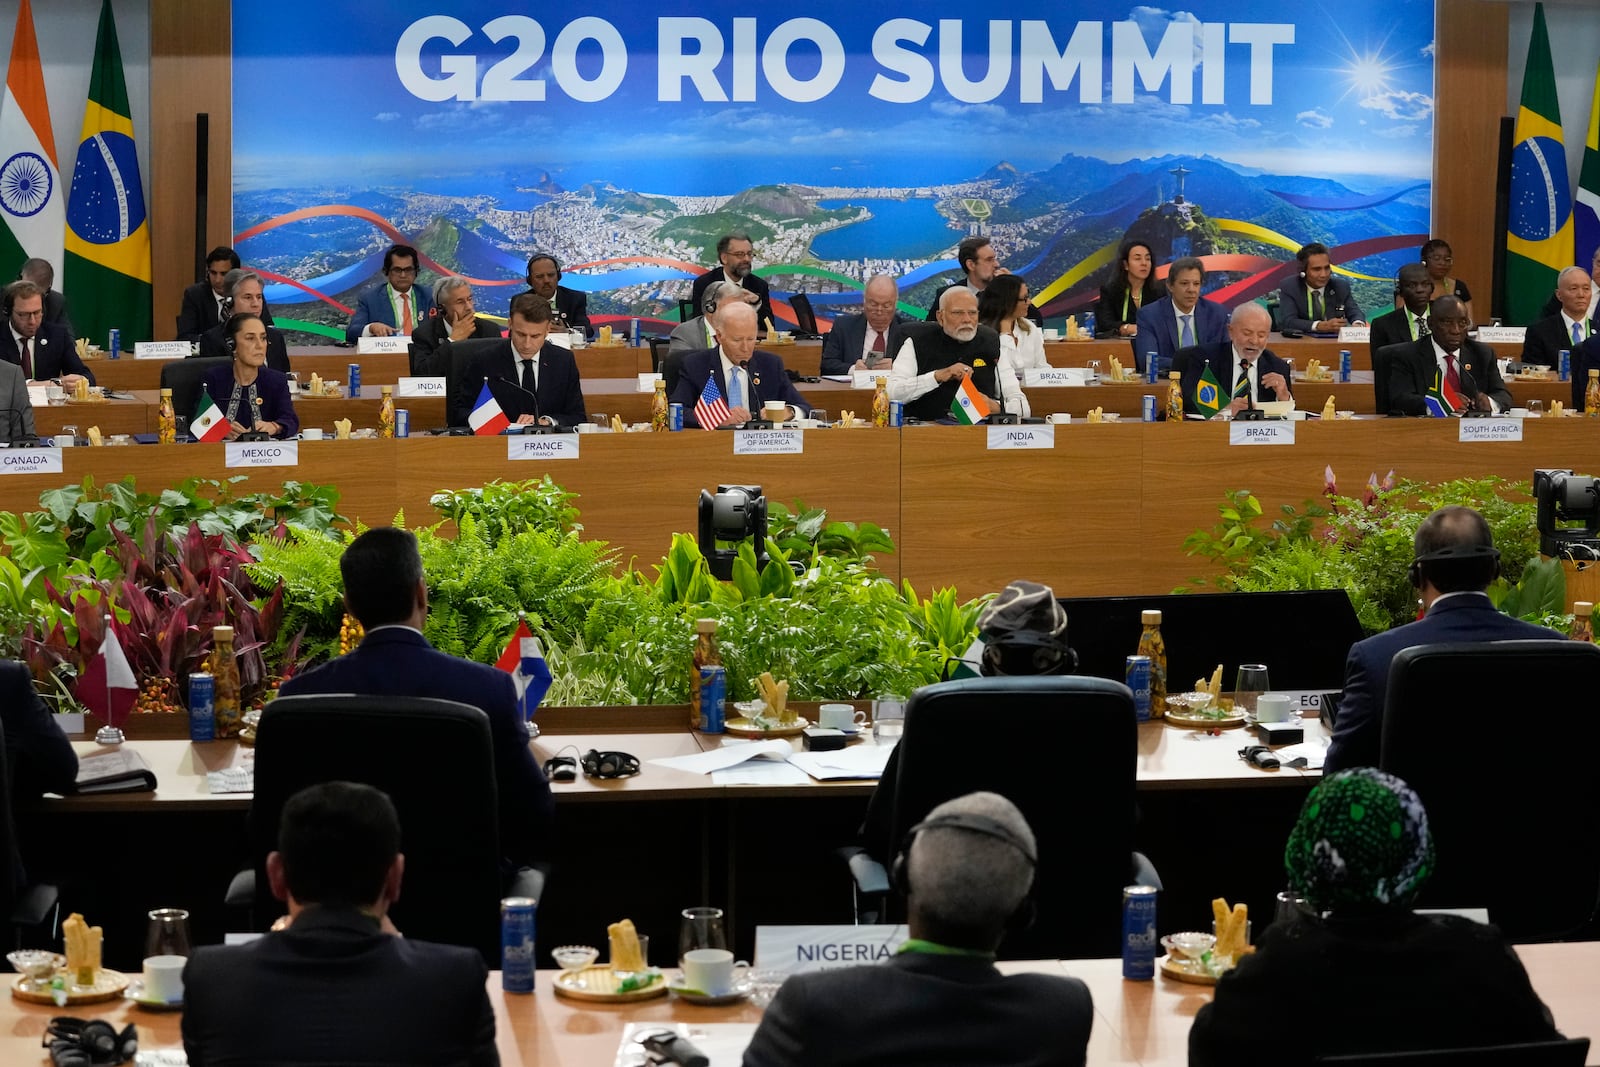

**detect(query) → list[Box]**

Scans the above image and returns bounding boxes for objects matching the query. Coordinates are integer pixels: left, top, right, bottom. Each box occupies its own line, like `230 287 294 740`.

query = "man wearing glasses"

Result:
688 233 774 329
820 274 914 375
346 244 435 341
888 287 1023 422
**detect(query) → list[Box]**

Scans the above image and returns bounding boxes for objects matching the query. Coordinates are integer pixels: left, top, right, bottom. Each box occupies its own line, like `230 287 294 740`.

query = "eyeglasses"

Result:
387 266 418 276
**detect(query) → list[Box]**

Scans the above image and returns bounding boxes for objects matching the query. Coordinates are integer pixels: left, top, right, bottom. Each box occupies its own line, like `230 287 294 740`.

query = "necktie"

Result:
1180 314 1194 347
870 330 885 354
1234 360 1252 403
401 293 414 333
1417 314 1431 338
729 366 746 410
1312 290 1325 322
1443 352 1462 405
1575 322 1585 345
520 358 536 396
20 338 32 380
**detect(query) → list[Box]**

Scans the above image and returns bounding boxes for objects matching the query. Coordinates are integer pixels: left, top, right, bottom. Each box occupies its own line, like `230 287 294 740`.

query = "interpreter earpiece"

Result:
581 749 639 779
1408 543 1501 588
43 1016 137 1066
890 811 1038 929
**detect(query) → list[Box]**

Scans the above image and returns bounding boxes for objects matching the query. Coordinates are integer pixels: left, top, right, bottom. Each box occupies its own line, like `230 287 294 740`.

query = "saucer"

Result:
668 977 753 1006
124 978 184 1012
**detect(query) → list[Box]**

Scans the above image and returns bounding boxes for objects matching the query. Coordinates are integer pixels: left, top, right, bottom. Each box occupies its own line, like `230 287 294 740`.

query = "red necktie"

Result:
1443 352 1461 395
20 338 32 380
870 330 885 354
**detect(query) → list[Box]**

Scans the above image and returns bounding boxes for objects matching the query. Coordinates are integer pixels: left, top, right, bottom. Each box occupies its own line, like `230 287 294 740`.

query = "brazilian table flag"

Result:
63 0 151 345
1505 3 1572 326
1576 58 1600 273
1193 364 1221 419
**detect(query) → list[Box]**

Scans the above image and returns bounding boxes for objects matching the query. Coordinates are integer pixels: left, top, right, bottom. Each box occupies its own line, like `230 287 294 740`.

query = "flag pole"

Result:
93 613 125 746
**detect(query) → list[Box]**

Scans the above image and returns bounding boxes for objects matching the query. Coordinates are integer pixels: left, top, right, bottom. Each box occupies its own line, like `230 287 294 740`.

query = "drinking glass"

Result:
1528 399 1544 417
146 908 192 958
809 409 828 427
1233 665 1270 716
872 695 906 745
1274 891 1312 924
678 907 726 967
1087 360 1101 385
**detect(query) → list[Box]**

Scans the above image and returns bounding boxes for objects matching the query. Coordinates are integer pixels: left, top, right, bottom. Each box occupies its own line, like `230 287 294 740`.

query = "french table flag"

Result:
496 618 552 721
469 381 510 436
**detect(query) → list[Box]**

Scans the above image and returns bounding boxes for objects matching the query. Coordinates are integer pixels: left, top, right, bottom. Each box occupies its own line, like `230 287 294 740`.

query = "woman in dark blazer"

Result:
199 313 298 439
1093 239 1165 338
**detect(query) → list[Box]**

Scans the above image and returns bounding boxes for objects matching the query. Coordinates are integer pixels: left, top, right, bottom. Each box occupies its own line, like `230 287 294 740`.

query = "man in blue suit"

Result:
820 275 914 375
1324 506 1562 774
1133 257 1227 375
278 528 554 868
346 244 435 341
1276 242 1366 334
670 302 810 427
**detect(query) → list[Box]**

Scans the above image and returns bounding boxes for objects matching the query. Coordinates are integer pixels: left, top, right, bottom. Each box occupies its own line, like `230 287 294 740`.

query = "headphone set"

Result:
1407 543 1501 589
889 811 1039 929
580 749 639 779
979 629 1078 677
43 1017 137 1066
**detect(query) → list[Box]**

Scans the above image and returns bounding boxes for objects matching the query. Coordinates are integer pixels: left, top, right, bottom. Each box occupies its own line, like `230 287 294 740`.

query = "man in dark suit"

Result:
688 233 774 329
18 259 71 336
1368 262 1433 363
744 791 1094 1067
1133 257 1228 375
447 293 585 428
1325 507 1561 774
1520 266 1596 408
1538 246 1600 321
922 236 1044 328
1 659 78 888
670 301 810 427
177 246 268 341
1179 302 1292 416
194 270 291 373
278 528 554 869
820 274 914 375
1276 241 1366 334
1389 296 1511 415
346 244 435 341
522 254 591 337
2 281 94 386
181 781 498 1067
412 276 501 376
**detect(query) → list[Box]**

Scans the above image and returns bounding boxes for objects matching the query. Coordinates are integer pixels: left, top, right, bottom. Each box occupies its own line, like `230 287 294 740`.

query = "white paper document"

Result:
712 761 813 786
648 739 793 775
786 744 896 780
1275 741 1327 769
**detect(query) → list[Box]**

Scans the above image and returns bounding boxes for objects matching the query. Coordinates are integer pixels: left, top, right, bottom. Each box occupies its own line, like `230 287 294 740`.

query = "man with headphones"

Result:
2 281 95 388
1277 242 1367 334
743 791 1093 1067
1324 506 1562 774
523 253 591 337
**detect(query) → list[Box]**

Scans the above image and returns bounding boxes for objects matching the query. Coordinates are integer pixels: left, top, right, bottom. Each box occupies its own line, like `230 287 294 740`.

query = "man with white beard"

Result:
886 287 1024 421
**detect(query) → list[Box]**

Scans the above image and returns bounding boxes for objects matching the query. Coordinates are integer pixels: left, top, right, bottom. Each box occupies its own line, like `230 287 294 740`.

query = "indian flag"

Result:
0 0 64 282
1193 364 1222 419
1505 3 1573 325
191 391 229 443
949 374 990 425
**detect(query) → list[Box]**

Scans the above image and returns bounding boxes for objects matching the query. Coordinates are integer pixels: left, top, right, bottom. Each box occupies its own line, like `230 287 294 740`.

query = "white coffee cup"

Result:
1043 328 1061 341
301 428 324 440
55 435 75 448
1255 693 1292 723
818 703 866 730
142 955 185 1003
681 948 747 995
762 401 789 421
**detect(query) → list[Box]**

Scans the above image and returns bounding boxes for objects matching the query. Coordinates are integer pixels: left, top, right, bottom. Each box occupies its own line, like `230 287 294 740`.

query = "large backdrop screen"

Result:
232 1 1436 338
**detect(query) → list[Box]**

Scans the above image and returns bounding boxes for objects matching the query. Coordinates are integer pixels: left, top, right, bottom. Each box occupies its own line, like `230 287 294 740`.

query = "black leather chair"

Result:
228 695 543 965
0 718 61 948
159 356 231 426
1380 640 1600 941
842 676 1155 960
1316 1037 1590 1065
441 337 504 428
788 292 821 339
678 298 697 323
1375 341 1410 415
1172 343 1205 378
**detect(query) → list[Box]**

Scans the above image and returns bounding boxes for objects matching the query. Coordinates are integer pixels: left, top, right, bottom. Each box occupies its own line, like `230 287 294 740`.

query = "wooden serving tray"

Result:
12 968 130 1005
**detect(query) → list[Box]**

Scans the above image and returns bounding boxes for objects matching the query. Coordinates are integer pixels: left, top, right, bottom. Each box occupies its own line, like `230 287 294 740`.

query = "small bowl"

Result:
1336 410 1355 420
8 949 62 985
1160 932 1215 962
550 945 599 970
1167 691 1215 714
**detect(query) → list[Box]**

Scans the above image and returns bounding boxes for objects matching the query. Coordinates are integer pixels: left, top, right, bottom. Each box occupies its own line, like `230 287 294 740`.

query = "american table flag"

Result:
694 373 730 430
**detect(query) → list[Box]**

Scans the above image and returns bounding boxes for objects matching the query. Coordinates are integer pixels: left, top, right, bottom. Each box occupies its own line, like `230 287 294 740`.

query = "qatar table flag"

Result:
64 0 152 344
0 0 64 280
76 623 138 727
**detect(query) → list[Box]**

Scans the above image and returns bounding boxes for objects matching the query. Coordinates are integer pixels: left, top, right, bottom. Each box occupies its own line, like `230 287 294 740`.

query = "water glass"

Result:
809 409 828 427
146 907 192 958
1528 399 1544 417
1233 665 1270 715
1274 891 1313 924
1087 360 1101 385
748 968 788 1009
872 695 906 745
678 907 726 967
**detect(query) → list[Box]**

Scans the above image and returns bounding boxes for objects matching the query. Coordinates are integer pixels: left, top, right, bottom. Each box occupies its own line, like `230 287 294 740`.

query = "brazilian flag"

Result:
63 0 150 344
1193 364 1222 419
1505 3 1572 326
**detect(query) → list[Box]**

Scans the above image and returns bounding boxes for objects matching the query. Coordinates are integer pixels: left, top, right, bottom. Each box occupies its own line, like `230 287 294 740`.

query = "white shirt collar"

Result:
1561 310 1589 336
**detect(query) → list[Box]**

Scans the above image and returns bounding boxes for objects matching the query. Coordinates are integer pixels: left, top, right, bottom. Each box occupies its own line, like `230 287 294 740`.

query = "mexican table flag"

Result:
0 0 63 281
191 392 230 443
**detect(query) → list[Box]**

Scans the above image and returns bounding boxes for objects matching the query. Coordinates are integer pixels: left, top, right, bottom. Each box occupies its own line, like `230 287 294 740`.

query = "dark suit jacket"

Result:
1276 275 1366 333
181 906 497 1067
1178 341 1293 416
177 282 274 341
41 289 71 335
1368 307 1426 370
0 322 95 385
1092 278 1165 337
1519 313 1597 408
1133 296 1228 374
1 660 78 891
741 951 1094 1067
410 315 501 377
277 628 553 867
0 362 34 439
1388 337 1511 416
198 364 299 438
925 281 1044 327
669 347 810 428
448 339 586 428
197 323 291 374
818 311 913 375
689 268 774 328
1324 594 1561 774
517 286 591 337
346 283 436 342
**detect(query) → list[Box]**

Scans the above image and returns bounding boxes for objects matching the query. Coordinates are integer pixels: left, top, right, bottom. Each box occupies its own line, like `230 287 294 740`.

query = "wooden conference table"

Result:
6 946 1595 1066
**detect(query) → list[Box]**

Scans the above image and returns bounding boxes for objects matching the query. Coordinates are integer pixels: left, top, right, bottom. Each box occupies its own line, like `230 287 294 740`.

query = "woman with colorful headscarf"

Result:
1188 768 1561 1066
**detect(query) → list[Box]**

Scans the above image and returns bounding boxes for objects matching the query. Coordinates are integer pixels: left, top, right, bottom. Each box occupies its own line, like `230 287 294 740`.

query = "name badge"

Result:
1458 417 1523 443
637 372 663 392
134 341 191 359
986 425 1055 450
225 441 300 468
507 434 580 460
1473 326 1527 344
1022 367 1087 387
1336 326 1370 343
1229 421 1296 446
733 428 804 455
754 925 908 975
356 335 408 354
396 377 446 397
0 448 64 475
852 370 891 389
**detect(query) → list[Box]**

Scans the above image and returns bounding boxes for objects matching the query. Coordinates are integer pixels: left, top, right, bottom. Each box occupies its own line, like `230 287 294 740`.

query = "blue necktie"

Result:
1180 314 1195 347
1575 322 1585 346
729 366 745 410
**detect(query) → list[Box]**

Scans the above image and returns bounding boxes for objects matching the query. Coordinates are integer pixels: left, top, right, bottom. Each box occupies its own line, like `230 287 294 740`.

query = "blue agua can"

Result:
1145 353 1158 383
501 897 536 993
889 401 903 427
698 665 726 733
630 317 640 346
1122 885 1158 980
188 673 215 742
1141 395 1157 423
1126 654 1152 722
1339 350 1352 382
1083 311 1096 337
347 363 361 397
395 409 410 438
1560 349 1571 381
669 402 684 431
108 329 121 360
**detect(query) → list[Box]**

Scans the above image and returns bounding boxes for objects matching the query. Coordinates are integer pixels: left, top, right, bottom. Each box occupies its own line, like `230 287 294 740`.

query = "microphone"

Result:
495 375 561 433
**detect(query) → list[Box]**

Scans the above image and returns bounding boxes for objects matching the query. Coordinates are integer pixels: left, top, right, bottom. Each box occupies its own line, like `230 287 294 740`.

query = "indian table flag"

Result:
1506 2 1573 326
191 391 230 443
64 0 151 345
1576 57 1600 272
0 0 63 281
1193 364 1222 419
949 374 990 424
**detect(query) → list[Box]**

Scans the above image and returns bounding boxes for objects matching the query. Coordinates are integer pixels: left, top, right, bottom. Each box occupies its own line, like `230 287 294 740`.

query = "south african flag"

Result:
1423 366 1464 417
